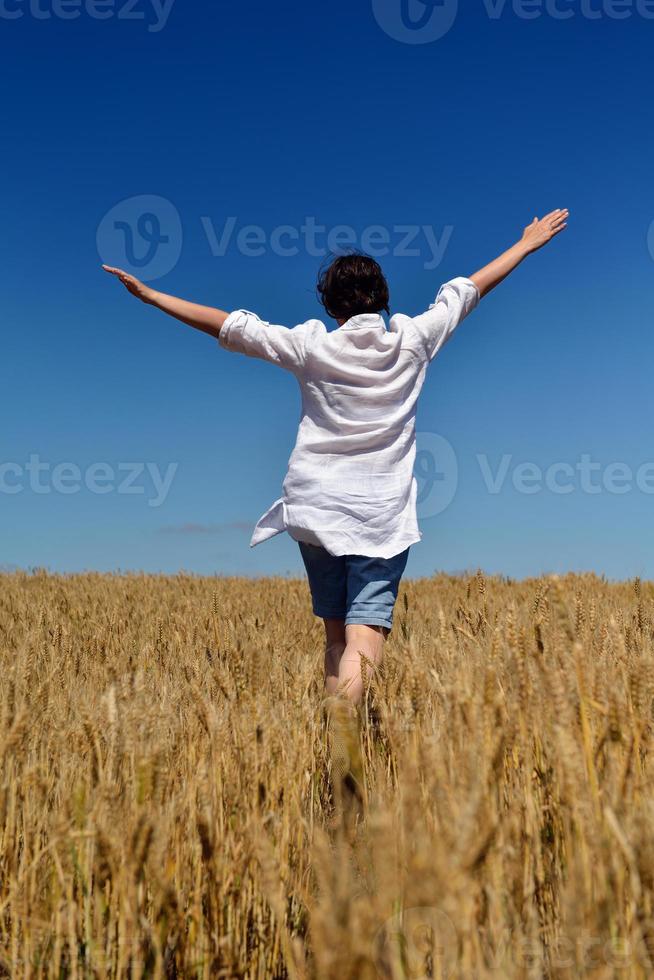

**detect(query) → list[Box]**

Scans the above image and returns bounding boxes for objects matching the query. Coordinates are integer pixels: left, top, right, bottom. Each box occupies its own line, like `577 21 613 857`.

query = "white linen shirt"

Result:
218 277 480 559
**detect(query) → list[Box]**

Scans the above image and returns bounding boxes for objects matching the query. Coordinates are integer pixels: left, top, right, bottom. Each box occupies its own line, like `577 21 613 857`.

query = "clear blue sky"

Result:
3 0 654 579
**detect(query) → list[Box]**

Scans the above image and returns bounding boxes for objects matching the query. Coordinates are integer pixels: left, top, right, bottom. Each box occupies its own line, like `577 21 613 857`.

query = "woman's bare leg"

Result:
336 624 387 705
323 617 346 695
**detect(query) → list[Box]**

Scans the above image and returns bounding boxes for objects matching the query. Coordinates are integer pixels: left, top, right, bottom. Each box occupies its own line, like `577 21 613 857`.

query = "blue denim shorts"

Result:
298 542 410 631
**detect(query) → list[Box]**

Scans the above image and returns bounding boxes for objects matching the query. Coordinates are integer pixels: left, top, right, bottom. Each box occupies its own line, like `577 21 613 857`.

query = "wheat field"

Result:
1 569 654 978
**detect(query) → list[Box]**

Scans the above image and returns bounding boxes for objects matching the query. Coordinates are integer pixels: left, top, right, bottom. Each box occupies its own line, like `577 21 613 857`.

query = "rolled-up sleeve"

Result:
218 310 309 373
411 277 480 362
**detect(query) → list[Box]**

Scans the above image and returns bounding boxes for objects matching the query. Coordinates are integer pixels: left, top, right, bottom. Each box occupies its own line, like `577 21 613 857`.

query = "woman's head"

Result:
317 253 390 323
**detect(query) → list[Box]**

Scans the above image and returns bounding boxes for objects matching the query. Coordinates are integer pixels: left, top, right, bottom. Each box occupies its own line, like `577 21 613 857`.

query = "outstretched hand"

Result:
521 209 569 253
469 207 570 299
102 265 155 303
101 268 228 337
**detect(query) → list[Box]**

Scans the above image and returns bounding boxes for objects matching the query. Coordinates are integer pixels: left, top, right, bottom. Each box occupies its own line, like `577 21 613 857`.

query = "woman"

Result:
103 208 569 708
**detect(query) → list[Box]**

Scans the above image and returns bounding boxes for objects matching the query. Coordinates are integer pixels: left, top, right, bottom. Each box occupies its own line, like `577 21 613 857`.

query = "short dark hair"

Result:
316 253 390 321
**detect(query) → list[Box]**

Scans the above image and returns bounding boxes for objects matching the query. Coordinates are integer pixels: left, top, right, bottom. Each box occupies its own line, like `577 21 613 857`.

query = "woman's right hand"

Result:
102 265 156 303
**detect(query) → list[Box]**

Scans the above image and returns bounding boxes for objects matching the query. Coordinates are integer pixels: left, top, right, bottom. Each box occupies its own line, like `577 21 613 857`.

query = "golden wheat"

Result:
1 569 654 978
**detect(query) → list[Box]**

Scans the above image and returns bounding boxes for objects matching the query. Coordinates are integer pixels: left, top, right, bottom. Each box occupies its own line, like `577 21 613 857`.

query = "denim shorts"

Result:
298 542 410 631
